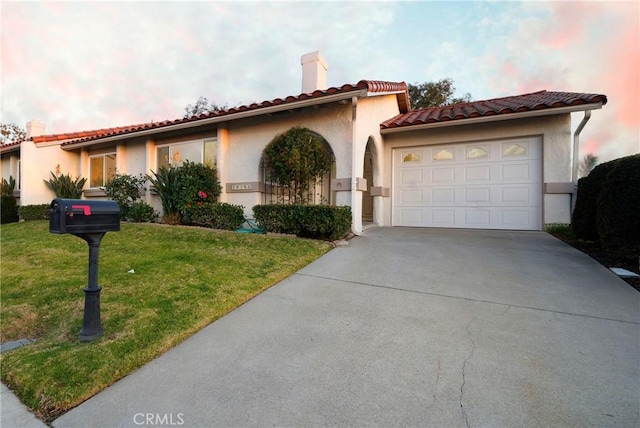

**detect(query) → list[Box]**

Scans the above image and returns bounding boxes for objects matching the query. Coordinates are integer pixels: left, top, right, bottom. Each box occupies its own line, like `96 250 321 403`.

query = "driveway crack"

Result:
460 316 478 428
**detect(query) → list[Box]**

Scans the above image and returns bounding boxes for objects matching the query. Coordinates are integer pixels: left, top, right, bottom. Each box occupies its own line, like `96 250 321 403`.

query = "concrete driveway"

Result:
53 228 639 427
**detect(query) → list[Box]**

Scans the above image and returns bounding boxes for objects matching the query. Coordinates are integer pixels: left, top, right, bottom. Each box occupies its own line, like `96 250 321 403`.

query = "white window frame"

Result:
156 138 217 169
89 153 117 188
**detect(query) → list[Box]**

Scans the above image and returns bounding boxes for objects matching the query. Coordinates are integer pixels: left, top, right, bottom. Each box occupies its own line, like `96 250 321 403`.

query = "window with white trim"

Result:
156 138 217 169
89 153 116 188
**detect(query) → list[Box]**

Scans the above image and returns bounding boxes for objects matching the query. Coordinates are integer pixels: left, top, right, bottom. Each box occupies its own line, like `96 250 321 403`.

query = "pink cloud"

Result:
538 2 598 49
602 12 640 129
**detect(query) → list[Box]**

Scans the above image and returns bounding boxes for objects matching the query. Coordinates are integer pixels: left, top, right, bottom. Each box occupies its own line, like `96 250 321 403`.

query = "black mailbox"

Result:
50 198 120 234
49 198 120 342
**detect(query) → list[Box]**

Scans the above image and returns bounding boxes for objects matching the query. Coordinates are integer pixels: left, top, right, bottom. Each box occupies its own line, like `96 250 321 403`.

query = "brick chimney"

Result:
25 119 46 139
301 51 328 93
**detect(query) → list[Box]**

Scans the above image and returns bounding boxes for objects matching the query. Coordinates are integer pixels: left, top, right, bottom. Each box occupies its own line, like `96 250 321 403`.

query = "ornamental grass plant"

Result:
0 221 331 422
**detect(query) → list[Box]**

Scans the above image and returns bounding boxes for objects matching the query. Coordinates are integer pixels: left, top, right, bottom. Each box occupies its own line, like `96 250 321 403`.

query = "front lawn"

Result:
0 221 331 421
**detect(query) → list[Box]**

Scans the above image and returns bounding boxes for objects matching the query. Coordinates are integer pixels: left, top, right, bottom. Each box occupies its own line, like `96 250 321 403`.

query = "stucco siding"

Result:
22 141 80 205
223 104 353 218
351 95 402 232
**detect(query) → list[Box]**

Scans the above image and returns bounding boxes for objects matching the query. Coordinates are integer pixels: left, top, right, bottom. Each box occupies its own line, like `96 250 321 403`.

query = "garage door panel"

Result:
501 187 530 204
464 188 490 203
393 137 541 230
464 165 491 182
400 169 424 186
501 163 532 181
398 189 423 204
432 188 455 203
431 209 455 226
431 167 455 184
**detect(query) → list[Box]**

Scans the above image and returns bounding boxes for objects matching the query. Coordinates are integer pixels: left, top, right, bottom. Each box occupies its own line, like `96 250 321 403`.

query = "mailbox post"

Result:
49 198 120 342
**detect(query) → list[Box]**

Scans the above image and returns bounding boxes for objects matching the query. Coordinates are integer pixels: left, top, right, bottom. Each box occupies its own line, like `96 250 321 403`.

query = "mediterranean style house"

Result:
1 52 607 234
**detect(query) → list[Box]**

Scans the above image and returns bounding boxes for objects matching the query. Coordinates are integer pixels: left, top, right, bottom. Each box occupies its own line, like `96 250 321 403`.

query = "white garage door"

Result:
392 137 542 230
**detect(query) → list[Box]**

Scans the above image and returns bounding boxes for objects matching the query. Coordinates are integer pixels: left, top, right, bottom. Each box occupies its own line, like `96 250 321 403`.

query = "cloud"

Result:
1 1 398 133
2 0 637 164
478 1 639 161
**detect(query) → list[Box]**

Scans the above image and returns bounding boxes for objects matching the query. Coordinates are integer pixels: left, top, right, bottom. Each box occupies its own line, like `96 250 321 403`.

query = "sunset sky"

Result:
2 0 638 162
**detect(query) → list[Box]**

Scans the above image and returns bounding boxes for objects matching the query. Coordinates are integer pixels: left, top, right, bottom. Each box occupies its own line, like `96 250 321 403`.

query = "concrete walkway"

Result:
7 228 640 427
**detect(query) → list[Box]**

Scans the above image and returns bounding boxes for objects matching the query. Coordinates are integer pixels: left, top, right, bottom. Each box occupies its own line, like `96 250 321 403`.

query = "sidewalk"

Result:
1 383 47 428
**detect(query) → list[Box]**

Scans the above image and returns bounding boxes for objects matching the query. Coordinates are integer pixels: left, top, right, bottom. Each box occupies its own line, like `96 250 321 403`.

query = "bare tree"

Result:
183 96 227 118
0 123 26 145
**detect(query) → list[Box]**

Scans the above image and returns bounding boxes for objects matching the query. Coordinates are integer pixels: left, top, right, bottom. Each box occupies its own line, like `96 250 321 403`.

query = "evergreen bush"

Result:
125 201 159 223
1 176 18 224
254 204 351 240
18 204 50 221
571 159 620 241
1 196 19 224
186 202 245 230
596 154 640 257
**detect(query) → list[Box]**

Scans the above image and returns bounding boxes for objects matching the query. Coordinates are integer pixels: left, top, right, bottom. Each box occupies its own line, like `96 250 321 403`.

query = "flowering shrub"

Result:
148 162 221 224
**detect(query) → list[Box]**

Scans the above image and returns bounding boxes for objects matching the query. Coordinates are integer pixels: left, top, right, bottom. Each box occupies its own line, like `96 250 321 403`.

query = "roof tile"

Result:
381 90 607 129
51 80 408 146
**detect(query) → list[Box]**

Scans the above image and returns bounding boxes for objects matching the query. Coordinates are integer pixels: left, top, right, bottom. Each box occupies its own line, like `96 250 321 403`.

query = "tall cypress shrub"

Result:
596 154 640 257
571 159 620 241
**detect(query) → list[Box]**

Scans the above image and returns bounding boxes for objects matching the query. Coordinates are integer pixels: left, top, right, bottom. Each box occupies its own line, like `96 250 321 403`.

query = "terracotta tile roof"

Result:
381 90 608 130
31 124 157 144
56 80 409 147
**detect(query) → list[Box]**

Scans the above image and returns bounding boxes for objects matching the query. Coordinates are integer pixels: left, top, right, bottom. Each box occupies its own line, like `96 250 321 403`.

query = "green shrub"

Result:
186 202 245 230
18 204 50 221
253 204 351 240
1 196 19 224
148 165 179 219
174 161 222 213
1 176 16 196
125 201 159 223
596 154 640 257
148 162 221 224
1 176 18 224
263 127 332 204
571 159 620 241
104 173 146 219
44 172 86 199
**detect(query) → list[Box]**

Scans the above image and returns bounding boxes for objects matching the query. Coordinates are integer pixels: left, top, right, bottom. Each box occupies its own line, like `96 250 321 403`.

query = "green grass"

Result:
0 221 331 421
544 223 575 241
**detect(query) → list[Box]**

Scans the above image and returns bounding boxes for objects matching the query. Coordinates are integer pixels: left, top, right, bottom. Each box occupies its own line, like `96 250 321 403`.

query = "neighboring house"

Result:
1 52 607 234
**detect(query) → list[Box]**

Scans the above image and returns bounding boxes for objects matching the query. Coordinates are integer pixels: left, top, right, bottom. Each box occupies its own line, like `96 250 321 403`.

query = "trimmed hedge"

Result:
18 204 50 221
597 154 640 257
253 204 352 240
186 202 245 231
1 196 19 224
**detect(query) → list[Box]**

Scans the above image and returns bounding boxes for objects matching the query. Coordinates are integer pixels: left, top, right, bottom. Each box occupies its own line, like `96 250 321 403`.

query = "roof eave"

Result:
61 89 368 150
0 143 22 154
380 102 604 134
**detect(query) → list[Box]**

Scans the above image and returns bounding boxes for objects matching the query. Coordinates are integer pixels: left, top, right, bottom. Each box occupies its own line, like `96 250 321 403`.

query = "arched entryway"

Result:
362 138 375 223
